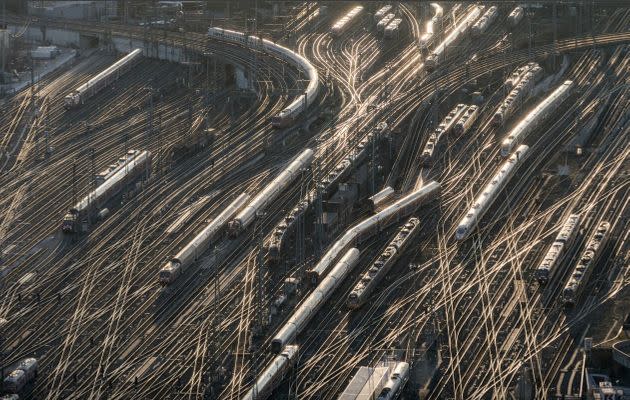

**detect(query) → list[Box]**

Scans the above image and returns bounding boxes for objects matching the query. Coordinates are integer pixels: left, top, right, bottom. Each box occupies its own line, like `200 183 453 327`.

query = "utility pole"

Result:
71 158 78 234
208 244 221 391
552 2 558 70
1 0 6 76
148 85 154 138
254 215 266 337
90 147 96 188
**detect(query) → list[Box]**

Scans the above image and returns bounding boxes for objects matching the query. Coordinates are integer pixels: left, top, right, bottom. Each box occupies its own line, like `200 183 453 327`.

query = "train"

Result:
347 217 420 309
64 49 143 109
322 132 374 198
272 248 360 353
2 358 38 394
374 5 392 22
504 63 534 89
453 104 479 135
493 63 544 127
471 6 498 37
500 80 573 157
561 220 611 306
207 27 319 128
159 193 250 285
267 132 377 262
367 186 395 212
420 104 468 165
377 13 395 33
535 213 581 284
376 362 410 400
307 181 440 283
384 18 403 39
508 6 525 28
331 6 364 36
241 345 299 400
228 149 314 237
425 6 483 72
455 145 529 241
94 149 144 186
419 3 443 53
266 196 311 262
62 150 151 234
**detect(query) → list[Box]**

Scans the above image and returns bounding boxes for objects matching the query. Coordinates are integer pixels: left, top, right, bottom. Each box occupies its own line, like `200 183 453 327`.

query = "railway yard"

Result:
0 1 629 399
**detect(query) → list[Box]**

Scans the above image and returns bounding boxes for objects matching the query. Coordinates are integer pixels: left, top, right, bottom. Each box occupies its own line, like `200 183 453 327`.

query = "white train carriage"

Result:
504 63 533 90
508 6 525 28
453 104 479 135
347 218 420 309
367 186 395 212
419 4 442 53
536 213 581 284
241 345 299 400
64 48 142 109
3 371 26 394
425 6 483 72
471 6 498 37
455 145 529 241
228 149 314 237
500 80 573 157
267 197 311 262
384 18 403 39
420 104 467 165
95 150 143 186
62 150 152 234
561 221 611 306
377 13 395 33
321 132 373 198
159 193 250 285
376 362 410 400
3 358 38 394
306 181 440 283
493 64 544 127
374 5 392 22
207 27 319 129
272 248 360 353
331 6 364 36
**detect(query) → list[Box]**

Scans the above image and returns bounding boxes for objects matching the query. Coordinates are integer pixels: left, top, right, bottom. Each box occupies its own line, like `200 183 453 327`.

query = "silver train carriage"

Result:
307 181 440 283
227 149 314 237
62 150 151 233
535 213 581 284
272 248 360 353
508 6 524 27
425 6 483 72
453 104 479 135
159 193 250 285
2 358 38 394
471 6 498 37
347 217 421 309
207 27 319 128
64 48 142 109
455 145 529 241
420 104 467 165
376 362 410 400
561 221 611 306
500 80 573 157
241 345 299 400
374 5 393 22
332 6 364 36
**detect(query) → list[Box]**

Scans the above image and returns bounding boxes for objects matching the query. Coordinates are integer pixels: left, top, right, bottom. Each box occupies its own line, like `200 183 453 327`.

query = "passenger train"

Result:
207 27 319 128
